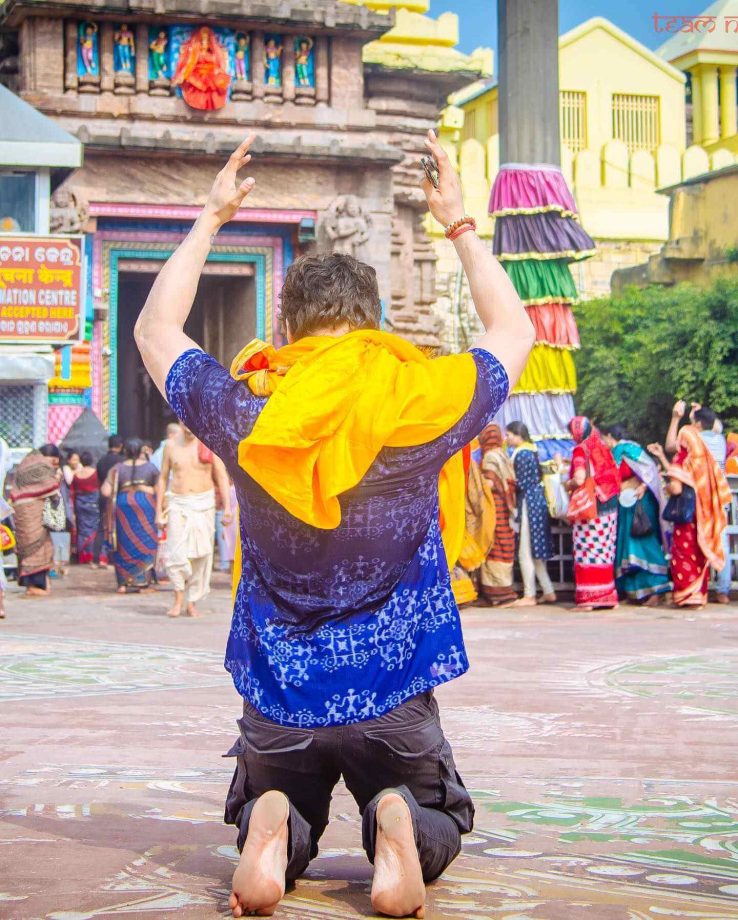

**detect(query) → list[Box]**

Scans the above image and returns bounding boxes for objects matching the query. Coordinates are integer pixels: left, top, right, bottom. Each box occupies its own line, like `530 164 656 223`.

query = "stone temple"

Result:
0 0 487 443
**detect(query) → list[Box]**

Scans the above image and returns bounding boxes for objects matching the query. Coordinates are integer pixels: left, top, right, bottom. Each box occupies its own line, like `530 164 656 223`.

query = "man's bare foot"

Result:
186 602 201 618
502 596 537 608
371 793 425 919
25 587 50 598
166 604 182 618
230 789 289 918
117 585 127 595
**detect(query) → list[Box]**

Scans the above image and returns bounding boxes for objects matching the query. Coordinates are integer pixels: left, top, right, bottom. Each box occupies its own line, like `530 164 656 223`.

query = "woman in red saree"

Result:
567 416 621 610
172 27 231 111
653 426 730 607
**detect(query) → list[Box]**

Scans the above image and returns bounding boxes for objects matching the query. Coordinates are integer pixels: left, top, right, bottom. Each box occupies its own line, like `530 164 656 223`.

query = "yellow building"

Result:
434 15 736 334
657 0 738 155
613 163 738 289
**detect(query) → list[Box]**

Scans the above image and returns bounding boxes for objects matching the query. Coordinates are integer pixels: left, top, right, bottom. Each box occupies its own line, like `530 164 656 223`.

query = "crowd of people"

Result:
1 399 735 619
1 424 239 618
457 400 734 611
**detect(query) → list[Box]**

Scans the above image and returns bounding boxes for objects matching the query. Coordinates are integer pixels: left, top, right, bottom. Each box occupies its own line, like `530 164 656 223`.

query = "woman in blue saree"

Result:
101 438 160 593
602 425 671 604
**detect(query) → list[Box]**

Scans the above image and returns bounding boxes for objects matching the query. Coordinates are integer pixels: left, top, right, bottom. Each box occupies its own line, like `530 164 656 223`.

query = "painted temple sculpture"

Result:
149 30 169 84
113 24 134 75
77 22 98 78
264 36 283 87
234 33 250 82
295 37 315 87
172 26 231 111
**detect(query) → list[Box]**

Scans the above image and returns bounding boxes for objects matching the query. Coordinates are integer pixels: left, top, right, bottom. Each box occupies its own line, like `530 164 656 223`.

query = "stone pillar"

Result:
251 32 265 99
282 36 295 101
315 35 329 104
701 64 719 145
21 18 64 94
497 0 560 165
719 65 737 140
135 23 149 93
690 68 703 145
64 20 78 91
100 22 114 92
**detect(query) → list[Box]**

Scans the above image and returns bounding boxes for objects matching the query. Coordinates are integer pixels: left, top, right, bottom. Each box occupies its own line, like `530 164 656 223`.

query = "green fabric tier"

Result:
503 257 579 305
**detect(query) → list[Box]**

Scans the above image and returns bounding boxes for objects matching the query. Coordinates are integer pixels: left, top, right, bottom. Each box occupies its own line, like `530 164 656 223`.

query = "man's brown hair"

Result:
279 253 381 340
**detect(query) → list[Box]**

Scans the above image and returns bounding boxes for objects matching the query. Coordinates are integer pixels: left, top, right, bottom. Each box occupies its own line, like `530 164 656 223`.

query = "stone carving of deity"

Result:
172 26 231 111
323 195 371 255
235 32 250 80
148 28 170 95
264 36 283 88
294 37 314 87
113 24 135 74
50 187 89 235
78 22 99 76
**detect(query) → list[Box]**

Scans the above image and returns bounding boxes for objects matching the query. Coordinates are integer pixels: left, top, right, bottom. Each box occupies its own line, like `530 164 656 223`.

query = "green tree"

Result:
573 278 738 445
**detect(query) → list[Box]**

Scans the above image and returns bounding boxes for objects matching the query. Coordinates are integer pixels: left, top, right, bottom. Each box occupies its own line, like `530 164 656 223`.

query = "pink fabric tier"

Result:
489 164 578 217
526 303 580 349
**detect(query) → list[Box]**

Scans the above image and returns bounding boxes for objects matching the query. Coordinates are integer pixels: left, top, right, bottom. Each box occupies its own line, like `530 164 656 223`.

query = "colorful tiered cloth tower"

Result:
490 164 594 460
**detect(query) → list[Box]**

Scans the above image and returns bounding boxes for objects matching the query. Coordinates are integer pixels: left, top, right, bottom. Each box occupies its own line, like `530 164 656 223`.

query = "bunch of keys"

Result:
420 155 439 189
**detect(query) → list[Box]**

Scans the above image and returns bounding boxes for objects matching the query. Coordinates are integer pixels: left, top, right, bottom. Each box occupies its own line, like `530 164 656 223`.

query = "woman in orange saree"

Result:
172 27 231 111
659 426 731 608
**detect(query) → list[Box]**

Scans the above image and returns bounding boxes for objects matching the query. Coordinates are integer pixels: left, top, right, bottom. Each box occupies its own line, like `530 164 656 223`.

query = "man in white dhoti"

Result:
156 425 232 617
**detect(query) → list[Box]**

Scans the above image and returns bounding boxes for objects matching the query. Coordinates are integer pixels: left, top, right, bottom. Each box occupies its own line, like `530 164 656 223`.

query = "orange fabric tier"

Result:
526 303 580 349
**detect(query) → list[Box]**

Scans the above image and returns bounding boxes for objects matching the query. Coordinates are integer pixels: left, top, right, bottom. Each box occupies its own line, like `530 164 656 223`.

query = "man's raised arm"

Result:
134 135 257 396
420 130 535 387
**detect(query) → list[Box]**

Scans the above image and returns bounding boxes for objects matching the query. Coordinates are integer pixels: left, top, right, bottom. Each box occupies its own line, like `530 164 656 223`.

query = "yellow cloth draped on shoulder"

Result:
228 330 479 596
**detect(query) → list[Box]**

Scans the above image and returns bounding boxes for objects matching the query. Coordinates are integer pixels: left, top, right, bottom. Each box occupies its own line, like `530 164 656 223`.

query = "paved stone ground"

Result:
1 567 737 920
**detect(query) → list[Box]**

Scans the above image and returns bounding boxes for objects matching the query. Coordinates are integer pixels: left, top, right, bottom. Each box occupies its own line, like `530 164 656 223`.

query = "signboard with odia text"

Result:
0 235 84 343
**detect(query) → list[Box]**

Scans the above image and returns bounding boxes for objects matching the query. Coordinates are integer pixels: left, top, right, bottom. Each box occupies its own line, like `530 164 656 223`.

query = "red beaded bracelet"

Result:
444 215 476 238
448 223 475 241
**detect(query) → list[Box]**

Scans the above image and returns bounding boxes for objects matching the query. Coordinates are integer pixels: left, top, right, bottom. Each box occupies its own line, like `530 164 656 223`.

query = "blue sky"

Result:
438 1 664 55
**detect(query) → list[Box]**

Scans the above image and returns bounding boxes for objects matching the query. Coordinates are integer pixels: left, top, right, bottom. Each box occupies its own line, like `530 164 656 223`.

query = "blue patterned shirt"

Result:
166 347 508 726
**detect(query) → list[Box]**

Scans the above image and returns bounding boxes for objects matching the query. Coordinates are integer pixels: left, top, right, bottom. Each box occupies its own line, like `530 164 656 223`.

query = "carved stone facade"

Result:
49 187 88 234
321 195 371 256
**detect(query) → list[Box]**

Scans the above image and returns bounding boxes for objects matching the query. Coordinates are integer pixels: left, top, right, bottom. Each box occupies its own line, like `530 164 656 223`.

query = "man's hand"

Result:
200 135 257 232
419 132 533 386
689 401 701 422
420 129 465 227
672 399 686 418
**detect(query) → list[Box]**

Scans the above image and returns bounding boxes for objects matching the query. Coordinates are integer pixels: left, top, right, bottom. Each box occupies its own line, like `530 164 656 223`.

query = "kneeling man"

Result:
135 132 534 917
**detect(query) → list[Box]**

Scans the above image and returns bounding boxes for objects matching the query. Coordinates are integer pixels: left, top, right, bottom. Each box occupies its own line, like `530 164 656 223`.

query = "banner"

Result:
0 235 84 343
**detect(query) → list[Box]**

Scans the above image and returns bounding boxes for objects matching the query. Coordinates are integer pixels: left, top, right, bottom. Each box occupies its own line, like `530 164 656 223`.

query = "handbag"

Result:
42 493 67 532
663 484 696 524
566 454 598 525
630 498 653 537
543 471 570 520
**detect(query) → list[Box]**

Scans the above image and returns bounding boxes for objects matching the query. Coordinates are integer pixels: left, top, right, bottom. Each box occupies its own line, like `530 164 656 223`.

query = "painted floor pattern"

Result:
1 568 737 919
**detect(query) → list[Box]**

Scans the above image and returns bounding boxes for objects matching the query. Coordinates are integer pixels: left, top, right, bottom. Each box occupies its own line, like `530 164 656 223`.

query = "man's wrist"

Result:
195 210 221 238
